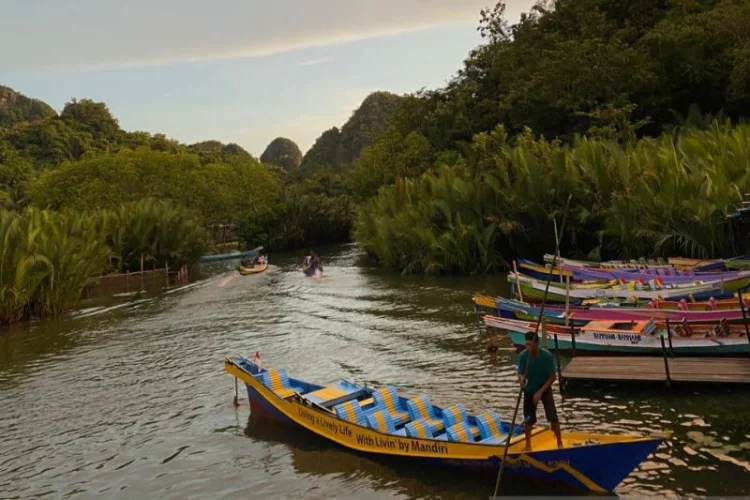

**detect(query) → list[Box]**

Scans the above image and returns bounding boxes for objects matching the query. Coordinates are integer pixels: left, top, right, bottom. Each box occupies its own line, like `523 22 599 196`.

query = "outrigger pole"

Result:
492 194 572 497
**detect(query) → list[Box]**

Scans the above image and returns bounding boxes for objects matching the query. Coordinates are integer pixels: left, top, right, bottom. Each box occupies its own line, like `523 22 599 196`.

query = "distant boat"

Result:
239 258 269 276
200 246 264 264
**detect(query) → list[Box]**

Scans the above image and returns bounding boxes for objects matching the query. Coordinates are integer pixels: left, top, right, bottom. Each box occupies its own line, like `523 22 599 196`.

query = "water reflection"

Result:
0 244 748 498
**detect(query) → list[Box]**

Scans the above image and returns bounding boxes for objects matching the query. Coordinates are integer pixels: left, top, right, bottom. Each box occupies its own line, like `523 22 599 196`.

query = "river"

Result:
1 244 749 498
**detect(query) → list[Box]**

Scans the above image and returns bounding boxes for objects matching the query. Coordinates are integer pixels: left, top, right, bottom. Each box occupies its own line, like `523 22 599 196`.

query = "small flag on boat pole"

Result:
254 351 262 370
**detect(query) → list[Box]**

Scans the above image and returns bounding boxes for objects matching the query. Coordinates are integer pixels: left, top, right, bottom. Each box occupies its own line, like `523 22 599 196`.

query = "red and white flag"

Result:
253 351 262 370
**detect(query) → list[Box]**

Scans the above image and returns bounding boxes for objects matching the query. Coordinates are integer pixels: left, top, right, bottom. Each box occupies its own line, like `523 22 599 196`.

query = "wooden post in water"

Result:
564 275 571 327
665 317 674 357
660 336 672 388
569 324 577 358
553 333 564 392
140 253 145 291
738 289 750 349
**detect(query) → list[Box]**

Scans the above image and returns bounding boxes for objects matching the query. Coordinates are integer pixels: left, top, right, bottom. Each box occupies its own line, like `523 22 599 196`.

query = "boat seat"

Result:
261 369 304 399
359 397 374 408
441 403 468 428
305 386 348 405
333 400 369 427
404 419 446 439
366 409 407 436
476 409 509 444
405 395 445 432
372 386 410 426
446 421 480 442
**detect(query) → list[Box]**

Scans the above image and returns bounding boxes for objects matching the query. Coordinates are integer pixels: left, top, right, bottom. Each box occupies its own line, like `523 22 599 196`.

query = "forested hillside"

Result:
3 0 750 323
350 0 750 273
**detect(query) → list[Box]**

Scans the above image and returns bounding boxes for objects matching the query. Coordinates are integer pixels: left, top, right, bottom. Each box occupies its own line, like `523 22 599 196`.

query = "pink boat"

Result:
494 297 750 324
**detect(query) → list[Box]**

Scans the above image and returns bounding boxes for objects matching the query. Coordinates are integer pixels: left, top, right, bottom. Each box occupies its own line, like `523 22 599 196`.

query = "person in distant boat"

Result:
517 330 563 451
303 250 321 269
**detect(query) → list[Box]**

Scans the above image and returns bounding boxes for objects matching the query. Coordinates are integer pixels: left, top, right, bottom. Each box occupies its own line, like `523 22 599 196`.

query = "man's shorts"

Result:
523 388 558 426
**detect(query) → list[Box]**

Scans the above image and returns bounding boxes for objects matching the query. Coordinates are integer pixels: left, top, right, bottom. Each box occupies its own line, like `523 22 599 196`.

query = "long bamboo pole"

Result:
492 194 572 497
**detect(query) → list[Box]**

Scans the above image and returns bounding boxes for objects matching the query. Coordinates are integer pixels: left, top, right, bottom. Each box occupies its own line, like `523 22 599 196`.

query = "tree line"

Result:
3 0 750 326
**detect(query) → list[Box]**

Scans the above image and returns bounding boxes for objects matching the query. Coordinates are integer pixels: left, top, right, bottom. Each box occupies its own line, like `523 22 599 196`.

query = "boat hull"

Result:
493 297 750 324
226 358 664 493
239 262 268 275
501 328 750 356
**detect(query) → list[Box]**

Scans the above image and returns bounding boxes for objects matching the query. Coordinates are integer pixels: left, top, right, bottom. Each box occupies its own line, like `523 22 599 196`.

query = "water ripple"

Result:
1 245 749 498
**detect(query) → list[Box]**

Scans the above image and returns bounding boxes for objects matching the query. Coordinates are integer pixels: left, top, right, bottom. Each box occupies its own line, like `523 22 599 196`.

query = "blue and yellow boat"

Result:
225 354 666 493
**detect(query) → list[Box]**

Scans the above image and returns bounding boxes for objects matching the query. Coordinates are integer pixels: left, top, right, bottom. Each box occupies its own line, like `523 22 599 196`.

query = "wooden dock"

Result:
562 356 750 384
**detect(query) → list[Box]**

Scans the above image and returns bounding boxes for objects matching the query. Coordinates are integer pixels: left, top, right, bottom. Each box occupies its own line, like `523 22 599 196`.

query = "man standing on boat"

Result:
517 330 563 451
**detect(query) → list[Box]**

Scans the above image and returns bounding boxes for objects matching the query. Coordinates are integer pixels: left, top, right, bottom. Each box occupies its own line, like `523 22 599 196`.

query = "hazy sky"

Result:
0 0 535 155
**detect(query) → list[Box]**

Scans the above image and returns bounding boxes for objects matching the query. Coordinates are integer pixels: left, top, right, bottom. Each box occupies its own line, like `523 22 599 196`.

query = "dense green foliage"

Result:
260 137 303 170
0 200 207 324
355 122 750 273
3 0 750 310
347 0 750 273
380 0 750 148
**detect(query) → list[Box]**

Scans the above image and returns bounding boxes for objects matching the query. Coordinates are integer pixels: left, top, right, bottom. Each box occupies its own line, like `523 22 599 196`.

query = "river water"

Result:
1 244 749 499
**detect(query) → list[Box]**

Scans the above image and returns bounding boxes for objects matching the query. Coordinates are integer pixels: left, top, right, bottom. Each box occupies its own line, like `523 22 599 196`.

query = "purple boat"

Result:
562 265 750 289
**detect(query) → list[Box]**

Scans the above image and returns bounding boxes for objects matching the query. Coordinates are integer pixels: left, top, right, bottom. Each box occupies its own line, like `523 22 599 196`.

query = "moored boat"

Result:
200 245 264 264
556 263 750 291
224 354 667 493
484 296 750 325
508 272 718 303
484 316 750 356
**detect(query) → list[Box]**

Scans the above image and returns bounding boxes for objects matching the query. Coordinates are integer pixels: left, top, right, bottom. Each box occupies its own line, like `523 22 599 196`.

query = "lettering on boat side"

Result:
592 333 642 344
356 435 449 454
296 407 449 454
296 407 352 437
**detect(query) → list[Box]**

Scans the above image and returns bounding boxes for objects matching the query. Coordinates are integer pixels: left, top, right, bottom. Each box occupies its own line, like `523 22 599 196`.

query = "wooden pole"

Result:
660 336 672 388
738 288 750 348
512 261 524 302
165 262 170 287
493 194 572 497
569 324 577 358
564 275 571 327
666 317 674 358
553 333 564 392
140 253 145 291
233 377 239 407
553 218 561 282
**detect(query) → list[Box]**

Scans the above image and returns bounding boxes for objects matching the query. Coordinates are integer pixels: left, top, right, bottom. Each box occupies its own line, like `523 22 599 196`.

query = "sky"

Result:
0 0 535 156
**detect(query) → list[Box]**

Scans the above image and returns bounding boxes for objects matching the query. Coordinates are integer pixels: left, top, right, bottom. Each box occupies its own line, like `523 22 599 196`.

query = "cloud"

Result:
287 57 335 69
0 0 534 70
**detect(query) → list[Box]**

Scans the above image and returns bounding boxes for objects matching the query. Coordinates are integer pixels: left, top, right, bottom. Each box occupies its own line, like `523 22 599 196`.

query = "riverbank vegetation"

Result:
347 0 750 273
354 122 750 274
0 200 207 325
2 0 750 322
